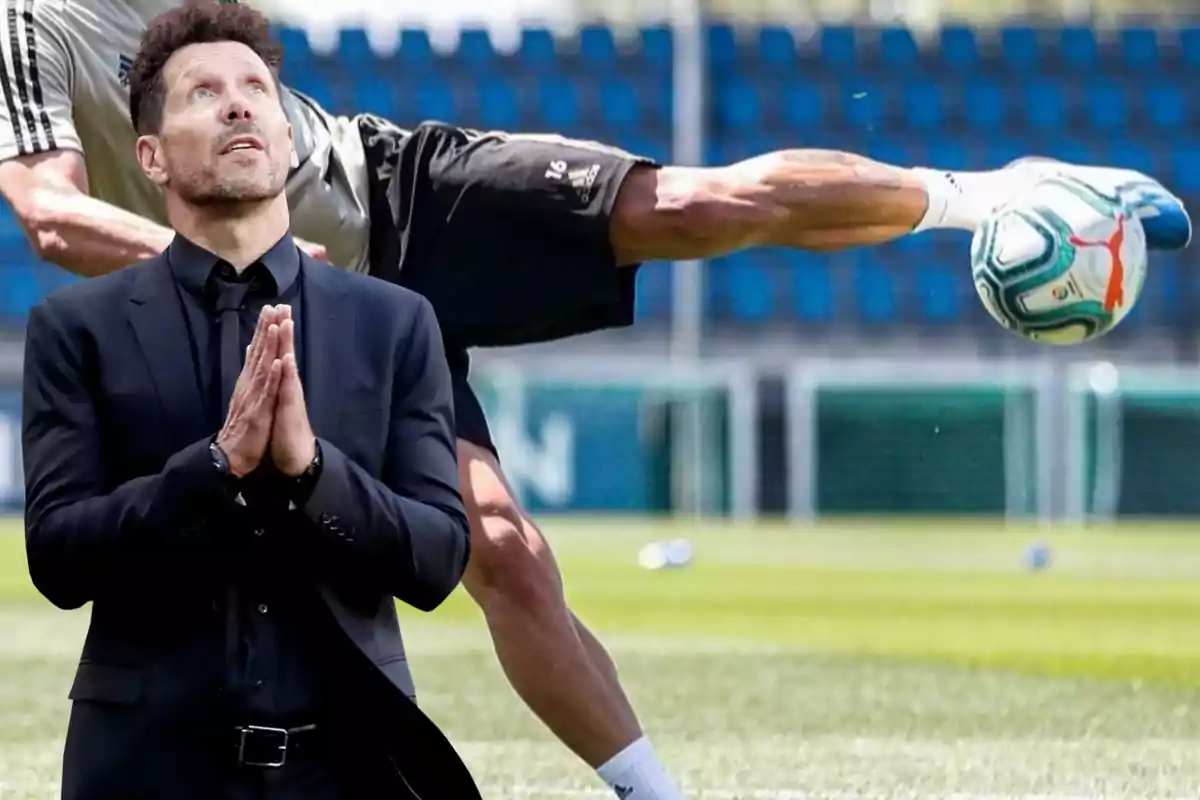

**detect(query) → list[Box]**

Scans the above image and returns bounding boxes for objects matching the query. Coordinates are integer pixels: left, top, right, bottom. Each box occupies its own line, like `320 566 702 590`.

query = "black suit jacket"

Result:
21 250 480 799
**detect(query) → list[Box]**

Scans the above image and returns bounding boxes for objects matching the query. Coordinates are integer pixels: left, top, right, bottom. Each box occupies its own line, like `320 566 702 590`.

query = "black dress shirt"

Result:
166 233 326 721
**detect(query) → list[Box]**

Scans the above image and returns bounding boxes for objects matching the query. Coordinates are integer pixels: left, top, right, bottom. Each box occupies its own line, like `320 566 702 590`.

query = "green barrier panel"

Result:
1080 388 1200 518
815 387 1038 516
469 369 733 514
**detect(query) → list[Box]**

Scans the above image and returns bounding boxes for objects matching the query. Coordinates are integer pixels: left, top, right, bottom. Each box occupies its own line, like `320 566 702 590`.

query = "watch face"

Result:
210 443 229 472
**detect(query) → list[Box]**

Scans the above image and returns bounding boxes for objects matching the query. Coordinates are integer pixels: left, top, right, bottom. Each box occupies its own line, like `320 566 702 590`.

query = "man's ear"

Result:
136 135 169 187
287 124 298 169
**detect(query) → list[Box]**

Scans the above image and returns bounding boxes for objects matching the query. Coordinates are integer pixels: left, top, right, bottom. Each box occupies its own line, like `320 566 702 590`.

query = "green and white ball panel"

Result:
970 175 1148 346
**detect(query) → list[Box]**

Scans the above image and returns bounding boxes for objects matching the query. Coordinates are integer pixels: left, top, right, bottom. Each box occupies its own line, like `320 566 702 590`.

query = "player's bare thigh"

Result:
456 438 566 604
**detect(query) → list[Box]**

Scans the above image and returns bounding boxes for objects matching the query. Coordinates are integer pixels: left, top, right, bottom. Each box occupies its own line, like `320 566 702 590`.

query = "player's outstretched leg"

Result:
617 150 1190 261
456 440 684 800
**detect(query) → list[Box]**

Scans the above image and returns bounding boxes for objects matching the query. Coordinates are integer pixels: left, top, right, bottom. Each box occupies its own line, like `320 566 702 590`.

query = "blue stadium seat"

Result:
457 28 496 66
716 78 760 129
639 26 673 68
819 26 856 67
939 26 978 69
642 74 672 125
337 27 375 70
1022 83 1065 130
842 82 885 128
1181 28 1200 69
295 79 338 115
983 137 1025 169
779 81 823 129
352 81 396 120
1059 27 1097 68
921 138 968 170
706 25 737 69
634 261 672 321
414 77 455 120
275 25 313 71
599 78 640 129
477 78 519 129
1045 137 1093 167
1146 84 1185 128
790 252 833 322
579 25 617 66
537 76 581 129
1083 82 1126 130
1000 26 1040 69
758 26 797 68
852 256 896 323
1156 254 1183 323
0 262 39 319
1171 144 1200 193
916 265 959 323
397 29 434 65
879 27 918 69
904 81 943 129
728 256 774 321
1119 27 1158 69
520 28 557 65
962 80 1006 129
1106 139 1156 177
863 138 908 168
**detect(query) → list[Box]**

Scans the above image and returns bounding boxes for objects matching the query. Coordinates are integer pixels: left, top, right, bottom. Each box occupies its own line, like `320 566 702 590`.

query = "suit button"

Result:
253 528 265 537
257 604 269 615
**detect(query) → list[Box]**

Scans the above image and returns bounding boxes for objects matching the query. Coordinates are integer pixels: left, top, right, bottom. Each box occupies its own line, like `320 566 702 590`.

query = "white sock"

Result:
596 736 685 800
911 167 1028 233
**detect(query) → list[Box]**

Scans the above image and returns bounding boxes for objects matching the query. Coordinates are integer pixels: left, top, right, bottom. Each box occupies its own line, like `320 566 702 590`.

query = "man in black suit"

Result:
20 9 478 799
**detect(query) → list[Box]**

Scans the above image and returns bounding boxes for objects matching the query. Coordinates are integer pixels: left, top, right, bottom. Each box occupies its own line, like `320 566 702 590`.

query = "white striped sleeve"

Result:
0 0 79 162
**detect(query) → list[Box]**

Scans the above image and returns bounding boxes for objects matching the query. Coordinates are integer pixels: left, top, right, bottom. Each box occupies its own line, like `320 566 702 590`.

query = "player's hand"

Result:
295 237 328 262
217 306 283 478
268 305 317 477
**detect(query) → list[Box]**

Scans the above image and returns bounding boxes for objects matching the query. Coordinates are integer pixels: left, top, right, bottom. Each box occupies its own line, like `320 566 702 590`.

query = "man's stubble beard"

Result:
174 162 286 208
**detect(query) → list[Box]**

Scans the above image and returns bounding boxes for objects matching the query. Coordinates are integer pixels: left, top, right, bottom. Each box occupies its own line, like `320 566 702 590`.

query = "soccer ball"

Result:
970 175 1148 345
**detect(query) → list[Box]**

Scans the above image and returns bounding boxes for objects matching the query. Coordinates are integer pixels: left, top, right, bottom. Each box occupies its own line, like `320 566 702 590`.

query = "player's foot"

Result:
1003 157 1192 251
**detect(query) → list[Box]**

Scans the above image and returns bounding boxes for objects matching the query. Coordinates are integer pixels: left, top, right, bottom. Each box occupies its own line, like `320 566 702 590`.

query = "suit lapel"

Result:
300 257 353 441
126 261 207 444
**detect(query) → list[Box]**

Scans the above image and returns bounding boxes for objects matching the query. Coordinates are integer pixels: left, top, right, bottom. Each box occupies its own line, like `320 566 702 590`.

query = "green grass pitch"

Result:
2 516 1199 798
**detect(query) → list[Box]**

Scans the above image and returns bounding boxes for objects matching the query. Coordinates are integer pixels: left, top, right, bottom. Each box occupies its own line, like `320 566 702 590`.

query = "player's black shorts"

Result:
358 117 658 455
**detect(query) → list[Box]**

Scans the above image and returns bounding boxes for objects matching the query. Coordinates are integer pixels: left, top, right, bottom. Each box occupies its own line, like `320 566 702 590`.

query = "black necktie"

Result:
214 277 250 419
213 274 249 708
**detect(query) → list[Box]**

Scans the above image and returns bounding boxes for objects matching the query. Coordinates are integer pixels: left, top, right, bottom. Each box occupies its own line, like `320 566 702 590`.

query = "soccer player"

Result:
0 2 1190 798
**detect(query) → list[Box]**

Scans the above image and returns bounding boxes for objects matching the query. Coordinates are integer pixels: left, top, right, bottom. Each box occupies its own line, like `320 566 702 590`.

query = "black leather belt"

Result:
234 723 320 768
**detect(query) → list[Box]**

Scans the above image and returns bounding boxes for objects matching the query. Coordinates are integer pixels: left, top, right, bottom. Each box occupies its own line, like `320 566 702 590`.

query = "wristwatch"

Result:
209 439 232 478
288 439 323 505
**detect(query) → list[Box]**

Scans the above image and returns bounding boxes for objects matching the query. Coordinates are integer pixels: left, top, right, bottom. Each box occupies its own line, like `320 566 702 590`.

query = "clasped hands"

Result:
215 305 316 479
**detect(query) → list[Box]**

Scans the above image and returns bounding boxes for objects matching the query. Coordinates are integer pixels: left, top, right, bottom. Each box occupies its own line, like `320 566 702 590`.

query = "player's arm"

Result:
0 5 177 275
0 150 176 276
608 152 931 263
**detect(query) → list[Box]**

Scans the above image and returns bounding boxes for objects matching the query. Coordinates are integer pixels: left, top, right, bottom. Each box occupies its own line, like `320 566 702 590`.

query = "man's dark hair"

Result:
129 0 284 135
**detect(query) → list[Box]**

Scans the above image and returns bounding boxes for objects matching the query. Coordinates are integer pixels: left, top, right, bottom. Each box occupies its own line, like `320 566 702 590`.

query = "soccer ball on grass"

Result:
971 175 1148 345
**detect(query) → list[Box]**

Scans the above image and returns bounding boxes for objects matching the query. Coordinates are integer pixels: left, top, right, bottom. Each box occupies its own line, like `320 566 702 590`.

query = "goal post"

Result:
1065 362 1200 523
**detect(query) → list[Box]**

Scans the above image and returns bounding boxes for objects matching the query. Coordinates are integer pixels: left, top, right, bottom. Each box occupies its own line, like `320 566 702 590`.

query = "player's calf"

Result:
456 440 686 799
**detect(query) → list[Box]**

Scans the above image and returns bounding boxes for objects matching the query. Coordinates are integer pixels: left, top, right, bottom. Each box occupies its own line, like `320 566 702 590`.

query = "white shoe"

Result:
1004 156 1192 251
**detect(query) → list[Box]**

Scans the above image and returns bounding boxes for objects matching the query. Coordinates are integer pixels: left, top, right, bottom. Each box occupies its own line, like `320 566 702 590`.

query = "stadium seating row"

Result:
276 24 1200 72
304 72 1199 138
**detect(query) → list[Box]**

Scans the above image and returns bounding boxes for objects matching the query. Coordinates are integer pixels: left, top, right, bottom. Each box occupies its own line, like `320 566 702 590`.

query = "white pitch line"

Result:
506 789 1194 800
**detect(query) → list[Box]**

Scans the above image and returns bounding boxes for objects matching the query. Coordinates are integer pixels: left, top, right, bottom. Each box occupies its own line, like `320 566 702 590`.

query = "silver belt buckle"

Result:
236 724 289 768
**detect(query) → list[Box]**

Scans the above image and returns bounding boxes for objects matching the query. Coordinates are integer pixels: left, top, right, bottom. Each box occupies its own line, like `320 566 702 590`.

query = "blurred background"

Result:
2 2 1200 797
0 0 1198 524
